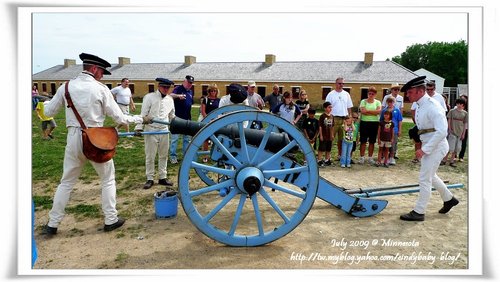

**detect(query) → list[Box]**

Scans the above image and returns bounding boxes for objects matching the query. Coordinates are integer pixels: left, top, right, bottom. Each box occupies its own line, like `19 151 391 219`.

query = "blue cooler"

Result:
154 190 178 219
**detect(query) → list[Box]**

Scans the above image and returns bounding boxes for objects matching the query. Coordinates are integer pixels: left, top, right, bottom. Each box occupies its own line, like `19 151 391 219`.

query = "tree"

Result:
391 40 468 86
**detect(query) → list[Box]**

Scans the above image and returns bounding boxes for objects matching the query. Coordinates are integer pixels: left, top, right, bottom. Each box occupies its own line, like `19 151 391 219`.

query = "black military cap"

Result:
185 75 195 83
401 76 427 92
79 53 112 75
228 83 247 104
155 78 175 87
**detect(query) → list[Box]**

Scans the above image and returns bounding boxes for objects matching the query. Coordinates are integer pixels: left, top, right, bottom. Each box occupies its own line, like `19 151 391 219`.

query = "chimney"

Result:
364 52 374 65
184 55 196 65
265 54 276 66
118 57 130 66
64 59 76 68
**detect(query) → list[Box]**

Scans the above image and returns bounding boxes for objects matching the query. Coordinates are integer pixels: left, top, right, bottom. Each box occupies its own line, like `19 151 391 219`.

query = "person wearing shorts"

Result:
358 87 381 164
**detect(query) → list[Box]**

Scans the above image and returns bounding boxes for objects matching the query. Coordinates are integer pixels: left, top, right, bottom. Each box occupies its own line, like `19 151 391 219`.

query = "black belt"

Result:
117 102 129 106
333 116 346 119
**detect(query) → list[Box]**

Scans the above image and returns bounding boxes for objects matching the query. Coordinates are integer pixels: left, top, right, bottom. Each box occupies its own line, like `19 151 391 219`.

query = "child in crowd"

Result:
35 97 57 140
379 97 403 165
441 98 468 167
272 91 302 125
302 108 319 151
318 102 334 167
340 116 355 168
376 110 394 167
295 90 310 130
350 112 360 164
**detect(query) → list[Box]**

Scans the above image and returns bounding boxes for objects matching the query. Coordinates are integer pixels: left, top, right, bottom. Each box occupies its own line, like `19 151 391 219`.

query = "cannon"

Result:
133 105 462 247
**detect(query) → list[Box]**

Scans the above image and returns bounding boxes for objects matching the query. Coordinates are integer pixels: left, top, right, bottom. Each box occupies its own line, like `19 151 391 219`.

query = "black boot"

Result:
439 197 459 214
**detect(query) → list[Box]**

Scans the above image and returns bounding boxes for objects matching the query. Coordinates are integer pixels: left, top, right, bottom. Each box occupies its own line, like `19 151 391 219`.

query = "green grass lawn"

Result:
32 104 466 212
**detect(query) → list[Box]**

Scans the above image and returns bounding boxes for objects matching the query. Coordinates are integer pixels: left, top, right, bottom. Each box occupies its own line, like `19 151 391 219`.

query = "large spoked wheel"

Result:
195 105 258 186
178 111 319 246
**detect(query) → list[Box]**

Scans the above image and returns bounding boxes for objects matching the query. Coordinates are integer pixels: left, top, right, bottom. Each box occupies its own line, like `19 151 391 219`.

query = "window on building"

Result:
291 86 301 99
105 83 112 89
360 88 369 100
257 86 266 98
403 93 410 103
148 84 155 93
343 87 351 93
42 83 47 93
279 86 284 94
322 87 332 100
50 83 56 95
382 88 389 97
129 84 135 94
202 85 209 97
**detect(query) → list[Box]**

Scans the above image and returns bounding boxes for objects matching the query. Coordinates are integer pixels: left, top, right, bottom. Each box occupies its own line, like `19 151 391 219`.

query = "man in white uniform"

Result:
136 78 176 189
399 76 459 221
325 77 353 161
42 53 150 235
111 78 136 133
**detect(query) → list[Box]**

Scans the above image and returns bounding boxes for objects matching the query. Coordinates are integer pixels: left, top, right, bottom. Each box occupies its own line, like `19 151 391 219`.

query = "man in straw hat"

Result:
399 76 459 221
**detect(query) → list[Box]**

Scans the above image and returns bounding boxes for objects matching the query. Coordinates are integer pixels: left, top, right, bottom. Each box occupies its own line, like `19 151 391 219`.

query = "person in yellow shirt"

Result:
35 97 57 140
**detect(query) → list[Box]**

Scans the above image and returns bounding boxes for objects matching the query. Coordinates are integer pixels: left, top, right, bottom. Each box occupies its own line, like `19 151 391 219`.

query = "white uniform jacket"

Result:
415 93 448 154
44 71 142 126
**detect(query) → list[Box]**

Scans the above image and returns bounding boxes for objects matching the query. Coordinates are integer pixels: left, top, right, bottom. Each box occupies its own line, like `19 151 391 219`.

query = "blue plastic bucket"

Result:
154 190 178 219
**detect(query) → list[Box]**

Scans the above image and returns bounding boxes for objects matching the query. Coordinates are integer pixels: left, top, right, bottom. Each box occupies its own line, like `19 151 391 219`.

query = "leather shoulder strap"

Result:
64 81 87 129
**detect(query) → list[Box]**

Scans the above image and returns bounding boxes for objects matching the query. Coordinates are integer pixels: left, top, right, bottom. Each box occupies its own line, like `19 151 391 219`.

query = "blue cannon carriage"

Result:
140 105 461 247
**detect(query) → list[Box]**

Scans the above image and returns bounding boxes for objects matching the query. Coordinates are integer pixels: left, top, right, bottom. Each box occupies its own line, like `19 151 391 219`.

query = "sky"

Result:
31 9 469 74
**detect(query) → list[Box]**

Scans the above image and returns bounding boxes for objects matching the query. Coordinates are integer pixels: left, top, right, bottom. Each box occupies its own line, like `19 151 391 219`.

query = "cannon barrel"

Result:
166 117 291 152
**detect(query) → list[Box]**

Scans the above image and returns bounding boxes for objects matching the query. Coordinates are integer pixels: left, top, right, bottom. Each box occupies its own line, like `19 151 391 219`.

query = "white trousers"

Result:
48 127 119 227
414 139 454 214
144 126 170 180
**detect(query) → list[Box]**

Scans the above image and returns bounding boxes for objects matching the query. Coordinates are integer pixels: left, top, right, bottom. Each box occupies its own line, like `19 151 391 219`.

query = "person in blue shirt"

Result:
169 75 194 164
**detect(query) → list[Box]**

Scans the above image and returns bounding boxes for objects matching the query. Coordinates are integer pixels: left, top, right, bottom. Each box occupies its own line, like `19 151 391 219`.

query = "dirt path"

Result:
33 163 468 270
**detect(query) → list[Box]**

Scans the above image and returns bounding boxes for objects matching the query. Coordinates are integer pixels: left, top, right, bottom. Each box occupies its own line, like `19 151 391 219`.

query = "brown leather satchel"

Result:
64 82 118 163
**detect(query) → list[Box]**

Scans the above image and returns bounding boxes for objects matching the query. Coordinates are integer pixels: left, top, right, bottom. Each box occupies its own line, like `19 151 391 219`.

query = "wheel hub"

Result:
236 167 264 196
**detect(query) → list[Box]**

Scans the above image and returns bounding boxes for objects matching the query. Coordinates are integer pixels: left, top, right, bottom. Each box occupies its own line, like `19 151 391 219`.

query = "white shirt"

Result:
325 89 353 116
246 92 264 109
218 95 249 107
110 85 132 105
411 92 448 111
44 71 142 127
415 93 448 154
428 92 447 111
381 94 404 111
136 90 175 130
